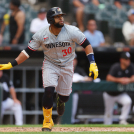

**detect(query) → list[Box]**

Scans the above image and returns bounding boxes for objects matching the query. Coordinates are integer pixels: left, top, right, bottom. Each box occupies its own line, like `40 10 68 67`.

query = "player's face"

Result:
53 14 64 28
120 58 130 68
0 70 3 78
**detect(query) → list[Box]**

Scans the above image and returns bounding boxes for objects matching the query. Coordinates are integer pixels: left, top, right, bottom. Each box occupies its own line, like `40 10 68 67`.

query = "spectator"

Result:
0 0 25 45
84 19 105 47
103 52 134 125
71 54 92 124
73 0 100 32
0 70 23 125
122 9 134 46
114 0 134 9
30 8 49 34
0 6 6 45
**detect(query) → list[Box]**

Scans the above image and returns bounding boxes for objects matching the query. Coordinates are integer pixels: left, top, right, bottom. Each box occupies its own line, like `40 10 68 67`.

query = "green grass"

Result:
0 124 134 127
0 132 134 134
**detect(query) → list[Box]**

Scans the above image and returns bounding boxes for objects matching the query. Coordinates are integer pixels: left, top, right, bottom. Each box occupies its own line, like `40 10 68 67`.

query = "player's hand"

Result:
0 62 13 70
14 99 21 105
89 63 98 80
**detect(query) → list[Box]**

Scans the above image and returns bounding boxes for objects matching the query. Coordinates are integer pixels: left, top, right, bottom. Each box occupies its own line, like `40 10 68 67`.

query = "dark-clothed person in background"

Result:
0 6 6 33
0 6 6 45
73 0 99 32
0 0 25 45
114 0 134 9
103 52 134 125
0 70 23 125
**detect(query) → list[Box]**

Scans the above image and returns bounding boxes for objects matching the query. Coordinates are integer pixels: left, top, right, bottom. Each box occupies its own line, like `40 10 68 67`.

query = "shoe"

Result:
57 96 65 116
42 107 54 131
119 120 129 125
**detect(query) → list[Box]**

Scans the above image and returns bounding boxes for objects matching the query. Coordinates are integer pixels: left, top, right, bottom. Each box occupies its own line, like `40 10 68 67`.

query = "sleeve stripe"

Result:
28 46 36 51
22 50 30 58
80 38 86 45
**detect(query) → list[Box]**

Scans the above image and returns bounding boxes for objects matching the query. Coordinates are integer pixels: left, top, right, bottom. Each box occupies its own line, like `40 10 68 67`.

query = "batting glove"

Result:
0 62 13 70
89 63 98 80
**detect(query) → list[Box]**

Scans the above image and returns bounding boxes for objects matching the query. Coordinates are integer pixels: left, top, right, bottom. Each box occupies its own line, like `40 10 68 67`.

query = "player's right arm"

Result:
0 52 28 70
0 47 34 70
0 32 41 70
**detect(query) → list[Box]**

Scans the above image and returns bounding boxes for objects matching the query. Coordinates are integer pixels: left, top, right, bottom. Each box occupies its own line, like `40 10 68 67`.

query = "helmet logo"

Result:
57 8 61 12
56 8 62 13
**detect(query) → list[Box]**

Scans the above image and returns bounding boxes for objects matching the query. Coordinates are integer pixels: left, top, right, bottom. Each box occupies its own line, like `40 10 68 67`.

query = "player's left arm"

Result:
81 40 98 80
72 26 98 79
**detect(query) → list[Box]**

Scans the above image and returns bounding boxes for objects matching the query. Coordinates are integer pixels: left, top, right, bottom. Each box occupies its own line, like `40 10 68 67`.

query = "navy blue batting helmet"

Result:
47 7 66 24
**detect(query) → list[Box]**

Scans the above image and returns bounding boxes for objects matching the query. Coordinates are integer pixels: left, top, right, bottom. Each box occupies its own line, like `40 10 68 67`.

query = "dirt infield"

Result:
0 127 134 132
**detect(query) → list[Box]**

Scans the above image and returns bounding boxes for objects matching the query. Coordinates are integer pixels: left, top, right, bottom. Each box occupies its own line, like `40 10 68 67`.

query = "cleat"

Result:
42 128 52 132
42 107 54 131
57 96 65 116
119 120 129 125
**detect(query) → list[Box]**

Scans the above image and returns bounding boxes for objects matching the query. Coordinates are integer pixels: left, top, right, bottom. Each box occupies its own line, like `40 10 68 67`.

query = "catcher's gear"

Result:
89 63 98 80
0 62 13 70
47 7 66 24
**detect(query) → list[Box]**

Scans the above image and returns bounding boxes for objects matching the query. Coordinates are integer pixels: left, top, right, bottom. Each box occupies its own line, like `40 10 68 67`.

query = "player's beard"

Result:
54 22 64 28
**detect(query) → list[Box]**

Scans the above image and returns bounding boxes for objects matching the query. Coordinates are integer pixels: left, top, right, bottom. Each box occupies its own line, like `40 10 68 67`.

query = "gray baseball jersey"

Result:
28 24 86 66
28 24 87 95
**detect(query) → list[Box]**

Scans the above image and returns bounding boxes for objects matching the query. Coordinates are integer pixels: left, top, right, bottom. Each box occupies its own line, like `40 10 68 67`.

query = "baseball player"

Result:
0 7 98 131
103 52 133 125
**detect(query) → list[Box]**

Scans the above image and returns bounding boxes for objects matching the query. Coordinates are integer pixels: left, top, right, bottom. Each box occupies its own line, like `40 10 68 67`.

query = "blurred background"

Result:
0 0 134 125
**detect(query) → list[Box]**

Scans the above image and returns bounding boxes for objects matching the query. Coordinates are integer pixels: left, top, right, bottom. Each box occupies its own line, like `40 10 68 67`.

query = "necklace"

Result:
50 26 60 36
50 26 58 37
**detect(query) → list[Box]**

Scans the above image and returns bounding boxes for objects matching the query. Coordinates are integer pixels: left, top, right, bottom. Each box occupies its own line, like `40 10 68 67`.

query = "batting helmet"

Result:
47 7 66 24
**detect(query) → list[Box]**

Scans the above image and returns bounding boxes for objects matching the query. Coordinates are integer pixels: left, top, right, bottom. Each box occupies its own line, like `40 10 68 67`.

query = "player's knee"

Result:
44 87 55 98
59 94 69 103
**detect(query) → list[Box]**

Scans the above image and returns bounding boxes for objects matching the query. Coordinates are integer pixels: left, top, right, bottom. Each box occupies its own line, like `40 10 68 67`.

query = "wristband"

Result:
11 60 18 67
87 53 95 63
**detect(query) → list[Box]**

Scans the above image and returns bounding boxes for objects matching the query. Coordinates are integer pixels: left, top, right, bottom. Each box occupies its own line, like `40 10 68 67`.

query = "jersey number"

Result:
62 47 72 57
